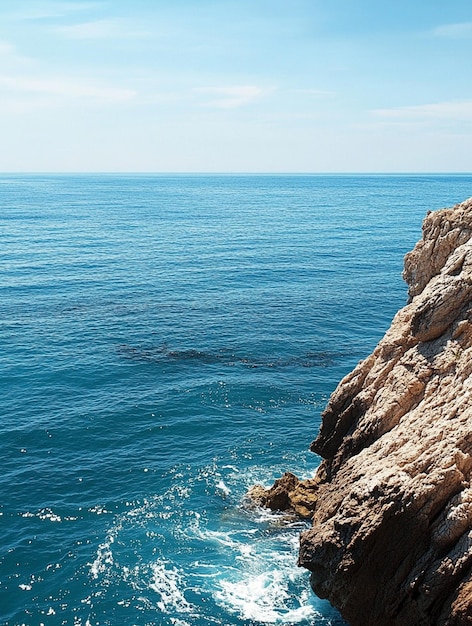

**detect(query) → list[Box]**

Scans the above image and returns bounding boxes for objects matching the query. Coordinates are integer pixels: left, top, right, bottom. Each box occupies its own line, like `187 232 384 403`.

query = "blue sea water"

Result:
1 174 472 626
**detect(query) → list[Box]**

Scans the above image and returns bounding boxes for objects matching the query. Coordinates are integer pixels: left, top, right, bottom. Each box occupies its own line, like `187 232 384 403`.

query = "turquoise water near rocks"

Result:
2 174 472 625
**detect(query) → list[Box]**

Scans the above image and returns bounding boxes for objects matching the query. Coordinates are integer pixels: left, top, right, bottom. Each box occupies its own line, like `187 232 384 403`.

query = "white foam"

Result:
88 464 319 624
215 479 231 496
89 538 114 579
221 465 239 472
88 505 111 515
38 508 62 522
149 562 193 614
180 507 317 624
216 570 284 622
214 568 316 624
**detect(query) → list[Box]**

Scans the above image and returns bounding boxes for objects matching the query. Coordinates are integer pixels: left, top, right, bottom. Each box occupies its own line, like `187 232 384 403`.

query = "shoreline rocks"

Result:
251 197 472 625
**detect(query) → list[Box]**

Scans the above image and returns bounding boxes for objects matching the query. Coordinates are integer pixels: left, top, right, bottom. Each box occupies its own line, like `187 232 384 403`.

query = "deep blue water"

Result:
1 174 471 626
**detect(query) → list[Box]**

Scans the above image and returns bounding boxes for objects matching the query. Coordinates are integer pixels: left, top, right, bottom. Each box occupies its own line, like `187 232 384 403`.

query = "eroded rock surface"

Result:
248 472 323 519
253 197 472 625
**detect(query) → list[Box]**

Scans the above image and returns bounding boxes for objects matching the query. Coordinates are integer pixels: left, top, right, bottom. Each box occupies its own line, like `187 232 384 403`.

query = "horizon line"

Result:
1 171 472 176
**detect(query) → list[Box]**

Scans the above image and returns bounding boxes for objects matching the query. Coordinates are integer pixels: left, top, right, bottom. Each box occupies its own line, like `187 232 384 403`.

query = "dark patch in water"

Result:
116 344 342 368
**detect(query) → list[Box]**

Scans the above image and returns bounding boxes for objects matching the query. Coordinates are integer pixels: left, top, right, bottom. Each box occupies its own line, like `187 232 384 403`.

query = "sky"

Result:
1 0 472 172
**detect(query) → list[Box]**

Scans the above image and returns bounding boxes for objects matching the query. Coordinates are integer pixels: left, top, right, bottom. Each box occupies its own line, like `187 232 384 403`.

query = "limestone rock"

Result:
258 197 472 625
297 196 472 625
248 472 321 518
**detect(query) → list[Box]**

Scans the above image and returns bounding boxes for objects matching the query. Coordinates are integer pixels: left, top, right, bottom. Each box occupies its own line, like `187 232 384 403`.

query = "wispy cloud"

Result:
290 88 336 97
193 85 271 109
0 74 136 102
432 21 472 39
55 18 149 40
0 39 38 69
372 101 472 122
0 40 17 57
2 1 104 21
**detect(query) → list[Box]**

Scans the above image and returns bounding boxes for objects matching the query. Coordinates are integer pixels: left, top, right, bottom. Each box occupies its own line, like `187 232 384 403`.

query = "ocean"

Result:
2 174 472 626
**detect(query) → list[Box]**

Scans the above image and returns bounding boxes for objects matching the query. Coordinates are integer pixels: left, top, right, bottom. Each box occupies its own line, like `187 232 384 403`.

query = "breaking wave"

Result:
85 464 340 625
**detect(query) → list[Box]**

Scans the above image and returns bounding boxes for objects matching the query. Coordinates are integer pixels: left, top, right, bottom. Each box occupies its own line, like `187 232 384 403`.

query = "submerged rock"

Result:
254 197 472 625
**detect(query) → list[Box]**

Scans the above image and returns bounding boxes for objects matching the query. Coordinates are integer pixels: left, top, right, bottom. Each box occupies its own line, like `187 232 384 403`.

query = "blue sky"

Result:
1 0 472 172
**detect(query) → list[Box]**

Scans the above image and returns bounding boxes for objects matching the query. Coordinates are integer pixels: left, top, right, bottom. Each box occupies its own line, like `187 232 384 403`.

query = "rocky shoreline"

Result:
251 197 472 625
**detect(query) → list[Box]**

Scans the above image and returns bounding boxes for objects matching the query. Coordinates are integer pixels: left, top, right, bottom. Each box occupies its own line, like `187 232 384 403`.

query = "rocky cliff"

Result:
251 197 472 625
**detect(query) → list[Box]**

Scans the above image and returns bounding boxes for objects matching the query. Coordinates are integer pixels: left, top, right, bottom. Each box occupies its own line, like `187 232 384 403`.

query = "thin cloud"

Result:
372 101 472 122
0 74 136 102
0 39 38 69
290 88 336 97
194 85 271 109
56 18 149 40
432 21 472 38
0 41 17 56
2 1 104 20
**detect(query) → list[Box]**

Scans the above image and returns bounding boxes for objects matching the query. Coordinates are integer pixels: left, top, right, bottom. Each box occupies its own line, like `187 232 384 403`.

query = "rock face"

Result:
248 472 322 519
254 197 472 624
